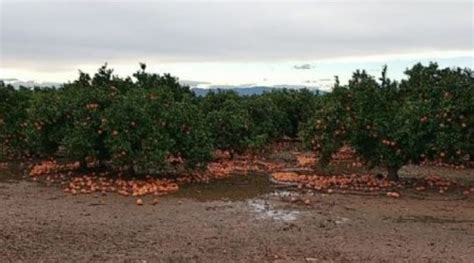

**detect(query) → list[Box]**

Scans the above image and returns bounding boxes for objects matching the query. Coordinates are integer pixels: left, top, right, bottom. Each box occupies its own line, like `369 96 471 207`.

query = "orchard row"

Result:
1 63 472 180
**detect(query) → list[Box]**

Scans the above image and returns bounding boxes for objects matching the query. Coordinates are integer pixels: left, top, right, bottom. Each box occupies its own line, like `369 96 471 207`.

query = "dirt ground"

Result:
1 164 473 263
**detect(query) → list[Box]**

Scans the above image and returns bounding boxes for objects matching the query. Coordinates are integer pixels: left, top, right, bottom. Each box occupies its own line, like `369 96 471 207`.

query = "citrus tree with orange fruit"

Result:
203 91 252 158
0 83 32 159
303 63 473 180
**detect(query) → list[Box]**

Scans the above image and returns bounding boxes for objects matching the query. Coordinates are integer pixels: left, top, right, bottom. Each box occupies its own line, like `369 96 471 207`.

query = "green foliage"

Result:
101 88 173 171
200 88 322 155
301 83 350 166
26 88 69 157
262 89 321 138
244 95 286 150
133 63 194 101
60 80 113 164
399 63 473 163
165 96 213 167
0 83 32 158
1 64 212 174
201 89 308 155
203 91 252 156
2 62 471 181
303 63 473 180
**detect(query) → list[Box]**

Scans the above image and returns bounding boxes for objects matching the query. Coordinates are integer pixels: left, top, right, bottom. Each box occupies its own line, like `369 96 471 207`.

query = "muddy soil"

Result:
0 166 473 262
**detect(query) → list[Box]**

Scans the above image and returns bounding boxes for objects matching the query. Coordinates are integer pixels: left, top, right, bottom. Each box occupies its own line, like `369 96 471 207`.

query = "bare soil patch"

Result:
1 163 473 262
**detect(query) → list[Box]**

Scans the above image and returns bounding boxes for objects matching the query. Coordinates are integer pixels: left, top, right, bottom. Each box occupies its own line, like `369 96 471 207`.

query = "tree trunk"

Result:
387 166 399 181
127 165 136 177
79 159 88 171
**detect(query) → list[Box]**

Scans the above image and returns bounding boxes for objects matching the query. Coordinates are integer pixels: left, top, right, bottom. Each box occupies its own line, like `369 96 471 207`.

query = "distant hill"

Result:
1 79 327 96
191 86 326 96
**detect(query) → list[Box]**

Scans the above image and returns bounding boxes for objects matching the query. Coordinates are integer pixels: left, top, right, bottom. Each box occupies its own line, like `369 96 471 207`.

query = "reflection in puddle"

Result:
248 199 300 222
270 190 299 198
171 173 304 204
171 173 274 202
171 173 303 222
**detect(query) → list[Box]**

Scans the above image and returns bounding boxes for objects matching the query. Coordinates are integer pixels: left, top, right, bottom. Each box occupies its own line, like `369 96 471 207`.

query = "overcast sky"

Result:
0 1 472 89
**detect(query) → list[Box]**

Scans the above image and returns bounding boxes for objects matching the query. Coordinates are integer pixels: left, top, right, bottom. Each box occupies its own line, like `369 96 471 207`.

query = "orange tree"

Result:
163 96 213 168
201 90 293 156
59 70 126 169
263 89 321 138
399 63 473 165
113 86 213 171
132 64 212 168
303 63 473 180
202 90 252 157
25 87 71 158
24 64 212 175
300 77 351 166
100 87 174 173
243 95 288 150
0 83 32 159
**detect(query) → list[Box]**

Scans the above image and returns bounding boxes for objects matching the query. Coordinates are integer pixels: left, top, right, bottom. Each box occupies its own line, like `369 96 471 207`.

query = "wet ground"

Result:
1 164 474 262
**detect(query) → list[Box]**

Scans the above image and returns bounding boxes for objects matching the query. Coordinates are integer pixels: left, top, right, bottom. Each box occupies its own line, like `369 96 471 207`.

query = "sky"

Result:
0 0 472 91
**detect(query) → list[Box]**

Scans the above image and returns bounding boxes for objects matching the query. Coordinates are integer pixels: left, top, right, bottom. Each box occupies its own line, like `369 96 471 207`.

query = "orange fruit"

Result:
386 192 400 198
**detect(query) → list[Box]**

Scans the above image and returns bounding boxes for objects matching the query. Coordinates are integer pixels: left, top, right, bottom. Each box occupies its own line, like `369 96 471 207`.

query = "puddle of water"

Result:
248 199 300 222
171 173 274 202
171 174 304 221
269 190 301 198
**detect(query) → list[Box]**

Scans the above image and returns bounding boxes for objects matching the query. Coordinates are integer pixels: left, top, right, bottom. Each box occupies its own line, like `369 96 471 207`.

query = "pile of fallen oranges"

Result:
420 159 467 169
272 172 397 193
296 154 317 167
29 160 81 177
271 171 473 198
26 147 473 204
175 157 284 184
64 175 179 197
27 154 287 205
420 175 455 194
331 146 355 161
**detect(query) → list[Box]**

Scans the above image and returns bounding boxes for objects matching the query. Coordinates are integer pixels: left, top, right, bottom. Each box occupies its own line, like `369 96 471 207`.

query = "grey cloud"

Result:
0 2 472 71
179 80 211 87
239 83 257 87
294 64 313 70
305 79 332 84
